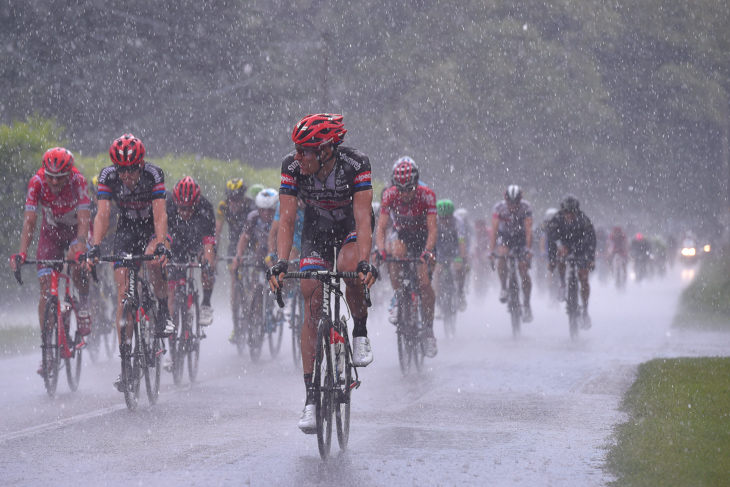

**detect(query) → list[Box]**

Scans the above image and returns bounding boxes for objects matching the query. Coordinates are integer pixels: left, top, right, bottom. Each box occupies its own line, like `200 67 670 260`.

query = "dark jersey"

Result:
96 163 166 228
166 193 216 258
217 197 254 250
241 209 272 261
279 146 372 226
547 209 596 263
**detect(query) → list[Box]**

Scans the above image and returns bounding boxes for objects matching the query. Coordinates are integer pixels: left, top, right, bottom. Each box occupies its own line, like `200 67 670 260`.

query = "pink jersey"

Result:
380 184 437 232
25 167 91 228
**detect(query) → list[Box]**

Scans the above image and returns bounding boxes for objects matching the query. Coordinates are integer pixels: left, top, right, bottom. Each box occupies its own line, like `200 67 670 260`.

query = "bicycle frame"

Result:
385 258 426 375
497 252 522 337
167 260 205 384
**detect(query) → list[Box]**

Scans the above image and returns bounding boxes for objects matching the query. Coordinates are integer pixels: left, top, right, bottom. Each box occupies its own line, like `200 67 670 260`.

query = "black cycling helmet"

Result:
561 194 580 212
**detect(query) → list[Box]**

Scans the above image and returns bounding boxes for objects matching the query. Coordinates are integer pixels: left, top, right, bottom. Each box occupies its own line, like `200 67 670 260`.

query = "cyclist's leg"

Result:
495 243 509 290
145 236 175 335
66 242 93 335
518 258 532 307
113 267 133 344
339 240 373 367
199 245 216 324
578 267 591 309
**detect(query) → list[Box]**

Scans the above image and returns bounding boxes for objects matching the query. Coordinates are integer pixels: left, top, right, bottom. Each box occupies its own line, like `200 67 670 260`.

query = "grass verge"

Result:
0 326 37 358
606 357 730 486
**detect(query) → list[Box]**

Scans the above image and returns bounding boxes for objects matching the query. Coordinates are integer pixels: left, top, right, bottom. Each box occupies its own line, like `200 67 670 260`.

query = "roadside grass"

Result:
673 252 730 330
606 357 730 486
0 325 37 358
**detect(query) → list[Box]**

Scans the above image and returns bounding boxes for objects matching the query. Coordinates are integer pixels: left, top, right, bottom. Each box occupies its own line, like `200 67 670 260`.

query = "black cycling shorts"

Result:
299 217 357 271
395 228 428 257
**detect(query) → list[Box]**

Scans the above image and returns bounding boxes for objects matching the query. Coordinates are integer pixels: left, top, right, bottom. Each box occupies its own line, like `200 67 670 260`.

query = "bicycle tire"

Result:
396 290 411 375
334 320 352 451
248 288 265 362
567 271 580 340
410 292 425 372
233 281 247 356
104 325 117 361
268 305 284 359
188 292 200 383
63 297 82 391
440 267 457 338
314 317 334 460
142 304 161 405
290 290 303 367
122 304 141 410
509 277 521 338
170 294 186 386
41 298 60 397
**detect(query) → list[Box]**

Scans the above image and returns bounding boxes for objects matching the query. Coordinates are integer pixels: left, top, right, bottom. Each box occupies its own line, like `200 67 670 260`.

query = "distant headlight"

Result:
681 247 696 257
703 245 711 253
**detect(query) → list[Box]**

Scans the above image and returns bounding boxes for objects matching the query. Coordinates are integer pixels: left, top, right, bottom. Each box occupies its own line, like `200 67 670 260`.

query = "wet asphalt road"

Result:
2 265 728 486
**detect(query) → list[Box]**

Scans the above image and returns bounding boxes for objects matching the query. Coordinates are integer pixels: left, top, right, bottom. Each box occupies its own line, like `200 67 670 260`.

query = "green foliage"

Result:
607 357 730 486
673 253 730 330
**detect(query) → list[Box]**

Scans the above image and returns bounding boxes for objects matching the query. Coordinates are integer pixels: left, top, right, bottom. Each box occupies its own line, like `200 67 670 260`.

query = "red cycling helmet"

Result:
391 157 419 191
109 134 145 166
291 113 347 149
173 176 201 207
42 147 74 175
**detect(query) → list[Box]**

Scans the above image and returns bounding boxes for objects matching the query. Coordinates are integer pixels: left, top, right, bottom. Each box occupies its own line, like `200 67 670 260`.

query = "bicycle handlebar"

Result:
13 258 77 285
274 270 372 309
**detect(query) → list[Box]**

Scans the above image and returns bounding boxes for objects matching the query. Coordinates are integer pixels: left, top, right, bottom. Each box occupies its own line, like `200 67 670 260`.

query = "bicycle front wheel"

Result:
41 298 60 397
122 308 141 411
314 318 334 459
334 320 352 451
290 292 303 367
248 289 265 362
188 294 200 382
63 298 83 391
142 305 161 405
170 296 186 386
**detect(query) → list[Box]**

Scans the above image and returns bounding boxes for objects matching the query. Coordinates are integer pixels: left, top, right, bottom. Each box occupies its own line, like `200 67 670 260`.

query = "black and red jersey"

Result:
380 183 437 233
96 163 166 223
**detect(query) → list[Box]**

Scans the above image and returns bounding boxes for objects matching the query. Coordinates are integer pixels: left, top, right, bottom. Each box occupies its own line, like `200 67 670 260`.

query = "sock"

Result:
352 315 368 338
202 289 213 307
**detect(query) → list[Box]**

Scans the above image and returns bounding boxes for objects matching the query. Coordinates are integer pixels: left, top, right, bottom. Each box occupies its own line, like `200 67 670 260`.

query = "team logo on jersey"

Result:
281 174 297 187
354 171 371 186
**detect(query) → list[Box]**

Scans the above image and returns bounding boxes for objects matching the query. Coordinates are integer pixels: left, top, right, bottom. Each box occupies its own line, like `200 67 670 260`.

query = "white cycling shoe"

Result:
298 404 316 434
199 305 214 326
499 288 509 303
352 336 373 367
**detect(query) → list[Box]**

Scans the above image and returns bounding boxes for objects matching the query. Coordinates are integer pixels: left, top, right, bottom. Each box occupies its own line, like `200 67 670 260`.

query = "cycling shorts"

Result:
113 219 172 270
36 223 77 277
496 230 527 251
299 217 357 271
393 228 428 258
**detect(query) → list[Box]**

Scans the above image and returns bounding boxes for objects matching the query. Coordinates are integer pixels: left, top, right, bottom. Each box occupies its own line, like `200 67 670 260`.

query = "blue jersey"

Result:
274 201 304 251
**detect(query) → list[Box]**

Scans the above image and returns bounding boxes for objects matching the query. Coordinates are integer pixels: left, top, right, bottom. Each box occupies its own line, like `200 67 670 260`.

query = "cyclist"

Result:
631 232 653 281
547 194 596 328
167 176 217 326
10 147 92 375
234 188 279 267
434 199 469 311
374 156 438 357
268 197 305 264
490 185 534 322
536 207 558 294
608 225 629 279
215 178 254 334
82 134 175 391
267 113 378 434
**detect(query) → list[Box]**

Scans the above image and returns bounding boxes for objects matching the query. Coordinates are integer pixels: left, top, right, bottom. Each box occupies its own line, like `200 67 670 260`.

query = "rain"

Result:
2 1 730 485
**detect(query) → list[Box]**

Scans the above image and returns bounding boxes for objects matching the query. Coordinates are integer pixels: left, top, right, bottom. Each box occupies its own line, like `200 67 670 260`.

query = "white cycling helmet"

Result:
545 207 558 221
505 184 523 203
255 188 279 209
454 207 469 220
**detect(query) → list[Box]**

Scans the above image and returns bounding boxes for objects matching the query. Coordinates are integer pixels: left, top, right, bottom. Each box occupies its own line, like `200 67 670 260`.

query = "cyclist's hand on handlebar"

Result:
266 258 288 292
80 245 101 271
356 260 379 288
420 249 435 264
153 242 172 267
10 252 26 271
524 248 533 264
371 249 386 265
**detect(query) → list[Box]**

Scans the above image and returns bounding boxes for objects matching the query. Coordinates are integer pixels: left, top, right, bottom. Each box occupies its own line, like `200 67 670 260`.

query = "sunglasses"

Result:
46 172 69 181
117 164 142 174
397 185 416 193
295 146 319 157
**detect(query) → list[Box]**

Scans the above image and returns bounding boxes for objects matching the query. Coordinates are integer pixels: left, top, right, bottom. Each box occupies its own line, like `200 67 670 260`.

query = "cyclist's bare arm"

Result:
425 213 437 253
150 198 170 266
214 218 224 245
74 208 91 251
268 219 279 255
269 194 297 290
12 211 37 270
489 213 499 252
374 207 390 251
235 231 250 263
525 216 533 249
353 189 376 286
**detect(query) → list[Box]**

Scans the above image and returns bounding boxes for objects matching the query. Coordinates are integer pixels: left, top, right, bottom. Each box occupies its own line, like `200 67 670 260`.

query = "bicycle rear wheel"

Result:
233 281 247 356
314 318 334 459
170 296 186 386
42 299 60 397
63 298 83 391
567 274 580 340
508 272 521 338
410 293 425 372
334 320 352 451
248 289 265 362
188 294 200 382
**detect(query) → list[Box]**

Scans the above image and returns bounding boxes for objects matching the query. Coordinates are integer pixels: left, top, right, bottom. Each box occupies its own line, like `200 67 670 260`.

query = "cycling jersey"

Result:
380 183 437 233
547 209 596 264
96 163 167 261
608 228 628 257
96 163 166 224
166 193 216 260
279 146 372 270
436 215 466 262
274 201 304 252
492 200 532 237
25 167 91 229
217 197 254 256
241 209 273 263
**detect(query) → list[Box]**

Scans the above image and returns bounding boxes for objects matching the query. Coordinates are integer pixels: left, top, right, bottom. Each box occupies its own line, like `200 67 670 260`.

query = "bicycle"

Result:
565 254 583 340
435 260 458 338
286 283 305 367
385 258 426 376
496 252 522 338
86 264 117 362
226 256 250 356
275 264 370 460
94 254 165 410
167 259 207 385
14 259 86 397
